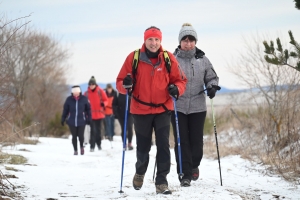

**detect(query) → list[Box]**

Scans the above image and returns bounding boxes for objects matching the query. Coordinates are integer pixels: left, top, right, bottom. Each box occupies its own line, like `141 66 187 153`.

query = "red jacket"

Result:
84 86 108 119
116 44 187 115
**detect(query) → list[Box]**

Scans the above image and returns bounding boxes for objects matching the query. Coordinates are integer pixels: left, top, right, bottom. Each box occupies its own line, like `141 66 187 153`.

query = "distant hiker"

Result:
104 83 118 141
171 23 219 187
116 26 187 195
112 92 134 150
61 85 91 155
84 76 108 152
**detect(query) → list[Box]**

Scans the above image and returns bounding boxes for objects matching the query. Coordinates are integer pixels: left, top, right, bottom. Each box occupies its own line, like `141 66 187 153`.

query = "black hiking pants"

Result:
68 125 85 151
90 119 102 149
171 111 206 181
133 111 171 185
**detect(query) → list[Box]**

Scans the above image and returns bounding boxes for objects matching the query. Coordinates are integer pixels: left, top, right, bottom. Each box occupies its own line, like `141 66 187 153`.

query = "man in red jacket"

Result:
116 26 187 195
84 76 108 152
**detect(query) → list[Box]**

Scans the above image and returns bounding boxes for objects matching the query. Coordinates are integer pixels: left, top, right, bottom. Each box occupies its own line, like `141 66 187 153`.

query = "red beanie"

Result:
144 27 162 41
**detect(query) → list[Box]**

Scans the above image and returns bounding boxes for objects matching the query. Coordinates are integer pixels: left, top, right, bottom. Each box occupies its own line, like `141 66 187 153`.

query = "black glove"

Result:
207 85 220 99
207 88 216 99
61 119 65 126
123 75 133 89
168 84 179 100
100 102 105 107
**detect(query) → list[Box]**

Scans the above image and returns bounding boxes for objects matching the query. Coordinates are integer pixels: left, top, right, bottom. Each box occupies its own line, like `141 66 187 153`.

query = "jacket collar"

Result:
174 46 205 59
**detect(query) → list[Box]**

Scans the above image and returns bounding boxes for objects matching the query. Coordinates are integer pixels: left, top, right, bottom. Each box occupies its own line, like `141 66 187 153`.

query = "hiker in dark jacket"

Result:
171 23 219 187
112 92 134 150
61 85 91 155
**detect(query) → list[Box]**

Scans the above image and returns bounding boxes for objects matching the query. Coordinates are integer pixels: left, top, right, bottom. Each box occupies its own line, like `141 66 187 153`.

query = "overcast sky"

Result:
1 0 299 89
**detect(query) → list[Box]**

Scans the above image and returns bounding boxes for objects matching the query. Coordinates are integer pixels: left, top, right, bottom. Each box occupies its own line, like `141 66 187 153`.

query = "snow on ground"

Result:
1 136 300 200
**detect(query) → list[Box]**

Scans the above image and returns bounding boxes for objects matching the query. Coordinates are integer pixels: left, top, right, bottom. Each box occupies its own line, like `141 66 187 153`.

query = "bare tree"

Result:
2 26 70 136
0 14 31 200
228 34 300 182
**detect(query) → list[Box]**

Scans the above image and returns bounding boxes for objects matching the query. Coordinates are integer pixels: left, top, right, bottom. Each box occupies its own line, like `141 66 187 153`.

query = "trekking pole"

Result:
210 99 223 186
109 139 113 149
170 90 184 180
152 160 157 182
119 75 131 193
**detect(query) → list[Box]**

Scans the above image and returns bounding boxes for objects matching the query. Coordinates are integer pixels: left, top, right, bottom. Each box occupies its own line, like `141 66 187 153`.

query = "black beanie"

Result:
88 76 96 85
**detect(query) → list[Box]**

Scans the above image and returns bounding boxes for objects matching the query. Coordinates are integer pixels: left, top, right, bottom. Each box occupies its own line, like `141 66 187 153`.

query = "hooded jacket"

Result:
116 44 187 115
174 47 219 114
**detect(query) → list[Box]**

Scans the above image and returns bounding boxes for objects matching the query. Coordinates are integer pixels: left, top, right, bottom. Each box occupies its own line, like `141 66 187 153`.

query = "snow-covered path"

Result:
2 136 299 200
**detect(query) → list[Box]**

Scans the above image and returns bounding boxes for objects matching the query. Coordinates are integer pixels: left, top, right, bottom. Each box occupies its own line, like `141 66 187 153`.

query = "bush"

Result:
47 112 68 137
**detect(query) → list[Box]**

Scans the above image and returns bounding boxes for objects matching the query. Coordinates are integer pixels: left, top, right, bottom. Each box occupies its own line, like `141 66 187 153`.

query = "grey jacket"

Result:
174 47 219 114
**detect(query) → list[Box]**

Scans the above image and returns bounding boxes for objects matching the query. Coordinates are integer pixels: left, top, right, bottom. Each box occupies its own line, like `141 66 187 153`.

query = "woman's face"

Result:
180 37 196 51
73 92 80 97
107 88 112 93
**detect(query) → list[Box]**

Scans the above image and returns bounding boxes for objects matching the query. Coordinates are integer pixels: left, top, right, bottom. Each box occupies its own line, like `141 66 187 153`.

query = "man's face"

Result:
145 37 161 53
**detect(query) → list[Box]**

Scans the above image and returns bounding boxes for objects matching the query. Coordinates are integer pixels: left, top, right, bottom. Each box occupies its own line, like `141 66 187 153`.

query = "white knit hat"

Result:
178 23 198 44
71 85 81 94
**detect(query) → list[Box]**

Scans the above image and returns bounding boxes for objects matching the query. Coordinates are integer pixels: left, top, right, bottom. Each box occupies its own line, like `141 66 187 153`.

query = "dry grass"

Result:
0 153 27 165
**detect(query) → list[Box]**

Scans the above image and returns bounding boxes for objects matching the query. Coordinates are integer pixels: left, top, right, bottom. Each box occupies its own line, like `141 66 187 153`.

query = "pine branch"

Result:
263 30 300 72
263 41 272 54
295 0 300 10
276 38 283 52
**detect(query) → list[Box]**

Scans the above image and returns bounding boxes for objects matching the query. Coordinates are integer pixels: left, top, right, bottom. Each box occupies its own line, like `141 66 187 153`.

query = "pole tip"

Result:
118 190 124 193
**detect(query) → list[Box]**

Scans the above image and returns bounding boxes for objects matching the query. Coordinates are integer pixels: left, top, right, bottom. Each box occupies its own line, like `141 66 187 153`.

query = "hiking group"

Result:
61 75 134 155
61 22 219 195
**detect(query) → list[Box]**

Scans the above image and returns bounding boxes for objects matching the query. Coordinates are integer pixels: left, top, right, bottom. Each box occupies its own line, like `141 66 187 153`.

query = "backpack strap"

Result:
163 50 171 73
97 89 103 103
131 49 140 94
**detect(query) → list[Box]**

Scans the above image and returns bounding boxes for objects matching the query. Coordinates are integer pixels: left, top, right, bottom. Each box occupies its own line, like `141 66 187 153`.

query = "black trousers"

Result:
118 113 133 144
133 111 171 185
171 111 206 181
68 125 85 151
90 119 102 149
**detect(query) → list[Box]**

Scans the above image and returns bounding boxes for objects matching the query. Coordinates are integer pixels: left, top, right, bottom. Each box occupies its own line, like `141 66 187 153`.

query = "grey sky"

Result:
2 0 299 89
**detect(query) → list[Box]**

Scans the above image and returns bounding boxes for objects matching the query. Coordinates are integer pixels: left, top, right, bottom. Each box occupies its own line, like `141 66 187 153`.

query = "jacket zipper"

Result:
75 100 78 127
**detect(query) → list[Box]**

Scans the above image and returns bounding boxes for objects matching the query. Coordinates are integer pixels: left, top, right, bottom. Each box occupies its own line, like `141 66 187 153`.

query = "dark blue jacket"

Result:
61 94 91 127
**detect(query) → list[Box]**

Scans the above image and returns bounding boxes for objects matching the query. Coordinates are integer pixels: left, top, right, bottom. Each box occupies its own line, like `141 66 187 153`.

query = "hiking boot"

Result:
128 143 133 150
156 184 172 195
74 151 78 155
192 168 199 181
97 145 102 150
80 147 84 155
180 179 191 187
90 148 94 152
132 173 145 190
